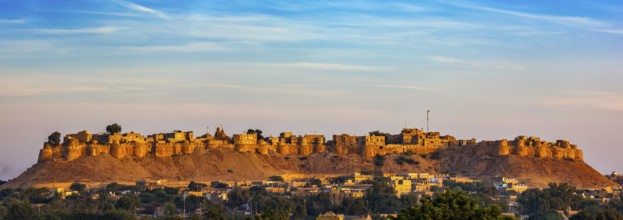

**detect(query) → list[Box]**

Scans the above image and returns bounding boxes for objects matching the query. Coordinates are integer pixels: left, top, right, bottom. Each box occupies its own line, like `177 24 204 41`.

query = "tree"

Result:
7 200 35 220
517 182 581 218
570 205 622 220
373 154 386 169
247 129 264 140
392 190 503 220
269 176 284 182
305 178 322 187
256 195 295 220
226 188 251 208
188 181 207 191
106 123 122 134
116 194 141 211
339 197 369 215
69 182 86 192
365 178 401 214
0 205 6 220
163 202 178 216
48 131 61 145
203 200 226 220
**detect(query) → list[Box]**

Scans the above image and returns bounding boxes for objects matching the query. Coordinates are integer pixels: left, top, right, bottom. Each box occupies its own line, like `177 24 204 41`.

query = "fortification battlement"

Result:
453 136 583 160
37 127 583 162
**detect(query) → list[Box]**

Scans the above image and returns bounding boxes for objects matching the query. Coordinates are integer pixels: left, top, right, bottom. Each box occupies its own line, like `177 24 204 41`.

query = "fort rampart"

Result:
38 127 583 162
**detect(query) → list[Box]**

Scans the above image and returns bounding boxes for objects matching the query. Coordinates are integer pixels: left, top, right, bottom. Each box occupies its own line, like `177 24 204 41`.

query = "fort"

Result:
38 126 583 163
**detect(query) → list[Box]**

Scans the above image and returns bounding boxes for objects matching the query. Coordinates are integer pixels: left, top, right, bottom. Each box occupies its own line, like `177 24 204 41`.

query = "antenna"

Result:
427 110 430 133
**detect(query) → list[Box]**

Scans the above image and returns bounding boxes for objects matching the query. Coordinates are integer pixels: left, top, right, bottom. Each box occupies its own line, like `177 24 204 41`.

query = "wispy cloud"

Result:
256 62 388 72
430 56 525 70
446 2 605 27
123 42 230 53
0 77 113 97
33 9 141 17
249 85 345 96
118 1 169 19
373 84 434 91
0 18 27 24
542 91 623 111
39 26 123 34
595 29 623 35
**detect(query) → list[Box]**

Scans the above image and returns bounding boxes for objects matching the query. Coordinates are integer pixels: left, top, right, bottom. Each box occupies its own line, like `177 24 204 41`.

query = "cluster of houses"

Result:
44 171 623 219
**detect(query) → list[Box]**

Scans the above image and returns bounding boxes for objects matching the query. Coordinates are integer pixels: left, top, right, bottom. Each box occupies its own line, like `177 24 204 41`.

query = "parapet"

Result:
480 136 582 161
37 127 584 162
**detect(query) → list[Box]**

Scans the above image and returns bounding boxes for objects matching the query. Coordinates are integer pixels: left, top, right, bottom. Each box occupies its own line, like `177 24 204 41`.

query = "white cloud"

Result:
0 19 27 24
256 62 388 72
430 56 525 70
446 2 606 28
0 77 113 97
595 29 623 35
122 42 230 53
119 1 169 19
39 26 123 34
373 84 434 91
542 91 623 112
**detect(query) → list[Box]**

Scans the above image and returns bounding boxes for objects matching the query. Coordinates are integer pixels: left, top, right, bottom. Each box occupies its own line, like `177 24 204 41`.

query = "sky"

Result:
0 0 622 180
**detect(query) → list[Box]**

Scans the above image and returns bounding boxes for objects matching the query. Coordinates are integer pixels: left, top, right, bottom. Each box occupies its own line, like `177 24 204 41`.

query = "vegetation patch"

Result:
394 156 419 166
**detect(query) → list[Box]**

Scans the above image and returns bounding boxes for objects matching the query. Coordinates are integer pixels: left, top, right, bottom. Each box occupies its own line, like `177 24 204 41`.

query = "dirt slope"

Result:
3 148 616 189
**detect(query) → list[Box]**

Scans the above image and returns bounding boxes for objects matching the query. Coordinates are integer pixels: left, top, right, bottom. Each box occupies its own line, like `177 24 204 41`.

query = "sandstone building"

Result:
38 126 583 163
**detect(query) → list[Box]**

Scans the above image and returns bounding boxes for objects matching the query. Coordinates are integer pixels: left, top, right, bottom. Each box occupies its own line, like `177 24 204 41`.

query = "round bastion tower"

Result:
513 137 529 156
496 139 511 156
110 141 126 159
534 140 552 158
38 143 54 162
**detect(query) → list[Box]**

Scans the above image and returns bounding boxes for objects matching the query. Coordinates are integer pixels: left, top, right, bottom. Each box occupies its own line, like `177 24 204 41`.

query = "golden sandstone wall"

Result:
471 137 583 160
37 129 584 163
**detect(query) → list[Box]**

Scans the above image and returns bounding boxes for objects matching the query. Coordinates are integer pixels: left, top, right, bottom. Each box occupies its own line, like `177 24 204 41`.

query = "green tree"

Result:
106 123 122 134
305 192 334 216
373 154 386 169
570 205 622 220
48 131 61 145
392 190 503 220
100 210 137 220
256 195 295 220
69 182 87 192
188 181 207 191
526 210 563 220
164 202 178 216
269 176 284 181
247 129 264 140
98 193 116 211
226 188 251 208
517 182 581 218
365 178 402 214
116 194 141 211
340 197 369 215
203 200 226 220
7 200 35 220
304 178 322 187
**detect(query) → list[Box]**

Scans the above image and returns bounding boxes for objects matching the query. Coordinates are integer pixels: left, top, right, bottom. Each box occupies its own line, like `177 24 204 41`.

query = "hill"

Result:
3 148 616 189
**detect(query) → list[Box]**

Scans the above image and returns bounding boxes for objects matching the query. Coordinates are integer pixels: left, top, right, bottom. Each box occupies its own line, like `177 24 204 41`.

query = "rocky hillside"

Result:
2 148 616 189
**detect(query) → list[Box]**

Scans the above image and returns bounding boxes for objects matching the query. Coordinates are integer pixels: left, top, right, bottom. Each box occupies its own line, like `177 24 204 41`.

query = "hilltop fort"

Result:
38 126 583 163
3 124 614 190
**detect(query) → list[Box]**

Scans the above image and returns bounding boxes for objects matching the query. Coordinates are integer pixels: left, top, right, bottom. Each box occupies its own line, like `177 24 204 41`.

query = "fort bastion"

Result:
37 126 583 163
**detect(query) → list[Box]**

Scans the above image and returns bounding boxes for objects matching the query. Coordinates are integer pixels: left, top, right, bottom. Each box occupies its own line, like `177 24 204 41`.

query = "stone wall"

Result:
471 136 584 161
36 129 584 163
37 144 54 162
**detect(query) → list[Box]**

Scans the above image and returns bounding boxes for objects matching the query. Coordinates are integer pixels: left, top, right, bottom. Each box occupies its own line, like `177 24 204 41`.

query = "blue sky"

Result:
1 0 622 180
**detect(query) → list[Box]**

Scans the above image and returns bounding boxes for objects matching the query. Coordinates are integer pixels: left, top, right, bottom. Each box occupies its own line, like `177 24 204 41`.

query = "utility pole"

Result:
183 191 187 219
427 110 430 133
